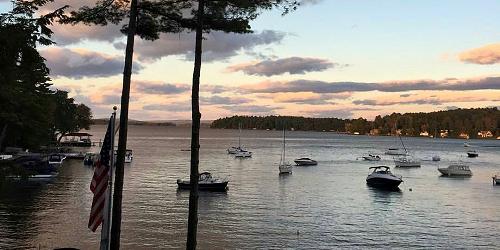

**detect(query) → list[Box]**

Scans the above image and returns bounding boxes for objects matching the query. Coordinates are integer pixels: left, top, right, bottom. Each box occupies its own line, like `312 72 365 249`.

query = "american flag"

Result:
88 119 113 232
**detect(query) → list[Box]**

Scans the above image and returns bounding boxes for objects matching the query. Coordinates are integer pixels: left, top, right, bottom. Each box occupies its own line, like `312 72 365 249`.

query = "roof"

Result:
370 166 390 170
65 132 92 136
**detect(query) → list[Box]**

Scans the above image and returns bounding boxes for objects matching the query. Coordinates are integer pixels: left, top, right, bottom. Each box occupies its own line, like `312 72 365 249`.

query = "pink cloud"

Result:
458 43 500 65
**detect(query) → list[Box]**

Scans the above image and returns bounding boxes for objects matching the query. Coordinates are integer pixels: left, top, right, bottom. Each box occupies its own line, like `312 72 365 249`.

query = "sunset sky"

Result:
2 0 499 120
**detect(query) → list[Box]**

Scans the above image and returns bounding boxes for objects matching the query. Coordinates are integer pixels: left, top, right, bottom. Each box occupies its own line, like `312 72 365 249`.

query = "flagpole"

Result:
100 107 117 250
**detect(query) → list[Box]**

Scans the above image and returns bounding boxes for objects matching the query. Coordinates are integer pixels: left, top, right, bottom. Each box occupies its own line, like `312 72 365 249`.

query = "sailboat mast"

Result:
283 126 286 162
238 122 241 148
399 135 407 154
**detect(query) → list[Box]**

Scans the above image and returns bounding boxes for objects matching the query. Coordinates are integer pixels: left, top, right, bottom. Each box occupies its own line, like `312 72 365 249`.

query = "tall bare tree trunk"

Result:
186 0 204 249
0 124 7 152
110 0 138 248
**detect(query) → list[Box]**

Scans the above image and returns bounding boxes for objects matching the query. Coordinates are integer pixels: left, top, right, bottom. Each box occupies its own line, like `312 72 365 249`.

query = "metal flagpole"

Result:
100 106 117 250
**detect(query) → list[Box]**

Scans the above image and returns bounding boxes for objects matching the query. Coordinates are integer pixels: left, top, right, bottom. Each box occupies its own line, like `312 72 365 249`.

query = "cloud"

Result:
143 103 191 112
271 93 337 105
226 57 342 76
300 0 324 5
201 85 230 94
200 95 252 105
124 30 286 62
220 105 281 114
134 81 191 95
51 23 124 45
41 47 141 79
459 43 500 64
241 77 500 94
353 98 443 106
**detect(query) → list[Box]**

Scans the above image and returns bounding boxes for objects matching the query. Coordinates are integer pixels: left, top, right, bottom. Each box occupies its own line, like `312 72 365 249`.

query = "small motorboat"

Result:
467 150 478 158
394 155 421 168
362 154 381 161
83 152 97 166
294 157 318 166
438 164 472 176
366 166 403 189
385 148 408 156
235 150 252 158
48 154 66 167
493 174 500 185
0 154 13 160
177 172 228 191
114 149 134 163
422 155 441 162
463 142 470 147
6 155 59 181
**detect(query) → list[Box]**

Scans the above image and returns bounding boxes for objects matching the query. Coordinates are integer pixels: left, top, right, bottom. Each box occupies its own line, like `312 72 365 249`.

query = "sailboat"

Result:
227 123 251 156
393 135 421 168
278 127 292 174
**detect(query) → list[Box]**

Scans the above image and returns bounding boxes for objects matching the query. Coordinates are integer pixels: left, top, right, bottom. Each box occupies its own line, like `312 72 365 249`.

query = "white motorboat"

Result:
463 142 470 147
422 155 441 162
235 150 252 158
438 164 472 176
394 155 421 168
366 166 403 189
114 149 133 163
0 154 13 160
177 172 228 191
278 127 292 174
48 154 66 166
294 157 318 166
467 150 478 158
362 154 381 161
493 174 500 185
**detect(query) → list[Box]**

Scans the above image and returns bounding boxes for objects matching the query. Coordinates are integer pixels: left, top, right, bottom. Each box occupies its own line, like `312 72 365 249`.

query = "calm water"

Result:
1 125 500 249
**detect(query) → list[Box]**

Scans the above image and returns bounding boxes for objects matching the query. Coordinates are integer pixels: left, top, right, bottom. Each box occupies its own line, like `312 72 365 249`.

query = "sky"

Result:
1 0 499 120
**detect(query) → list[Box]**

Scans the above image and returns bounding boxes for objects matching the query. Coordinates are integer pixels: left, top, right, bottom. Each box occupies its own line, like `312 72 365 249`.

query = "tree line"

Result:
210 107 500 139
0 4 92 151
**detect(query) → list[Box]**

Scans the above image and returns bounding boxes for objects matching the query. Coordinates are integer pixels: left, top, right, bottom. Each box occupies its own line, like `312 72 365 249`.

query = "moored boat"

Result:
467 150 478 158
60 132 92 147
294 157 318 166
278 127 292 174
6 155 59 181
114 149 133 163
362 154 381 161
493 174 500 185
394 155 421 168
48 154 66 167
385 148 408 156
366 166 403 189
177 172 228 191
438 164 472 176
235 150 252 158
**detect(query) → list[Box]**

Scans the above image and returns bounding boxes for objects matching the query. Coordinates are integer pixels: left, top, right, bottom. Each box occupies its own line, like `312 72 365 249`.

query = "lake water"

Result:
1 125 500 249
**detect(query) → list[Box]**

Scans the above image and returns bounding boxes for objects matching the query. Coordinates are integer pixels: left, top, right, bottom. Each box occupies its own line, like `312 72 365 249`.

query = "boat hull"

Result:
438 168 472 176
366 177 402 189
294 160 318 166
177 181 228 191
279 164 293 174
467 153 478 158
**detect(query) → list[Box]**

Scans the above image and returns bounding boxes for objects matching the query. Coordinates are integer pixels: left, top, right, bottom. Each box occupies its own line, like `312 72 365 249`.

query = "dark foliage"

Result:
211 108 500 138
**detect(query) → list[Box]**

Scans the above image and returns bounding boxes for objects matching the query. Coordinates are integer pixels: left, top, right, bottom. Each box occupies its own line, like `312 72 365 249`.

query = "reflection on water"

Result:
1 126 500 249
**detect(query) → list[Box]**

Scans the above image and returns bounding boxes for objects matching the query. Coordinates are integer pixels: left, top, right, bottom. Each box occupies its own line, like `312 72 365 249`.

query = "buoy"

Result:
409 188 412 192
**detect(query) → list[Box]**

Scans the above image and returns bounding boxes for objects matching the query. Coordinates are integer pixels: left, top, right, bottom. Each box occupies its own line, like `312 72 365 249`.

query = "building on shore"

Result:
478 131 493 138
